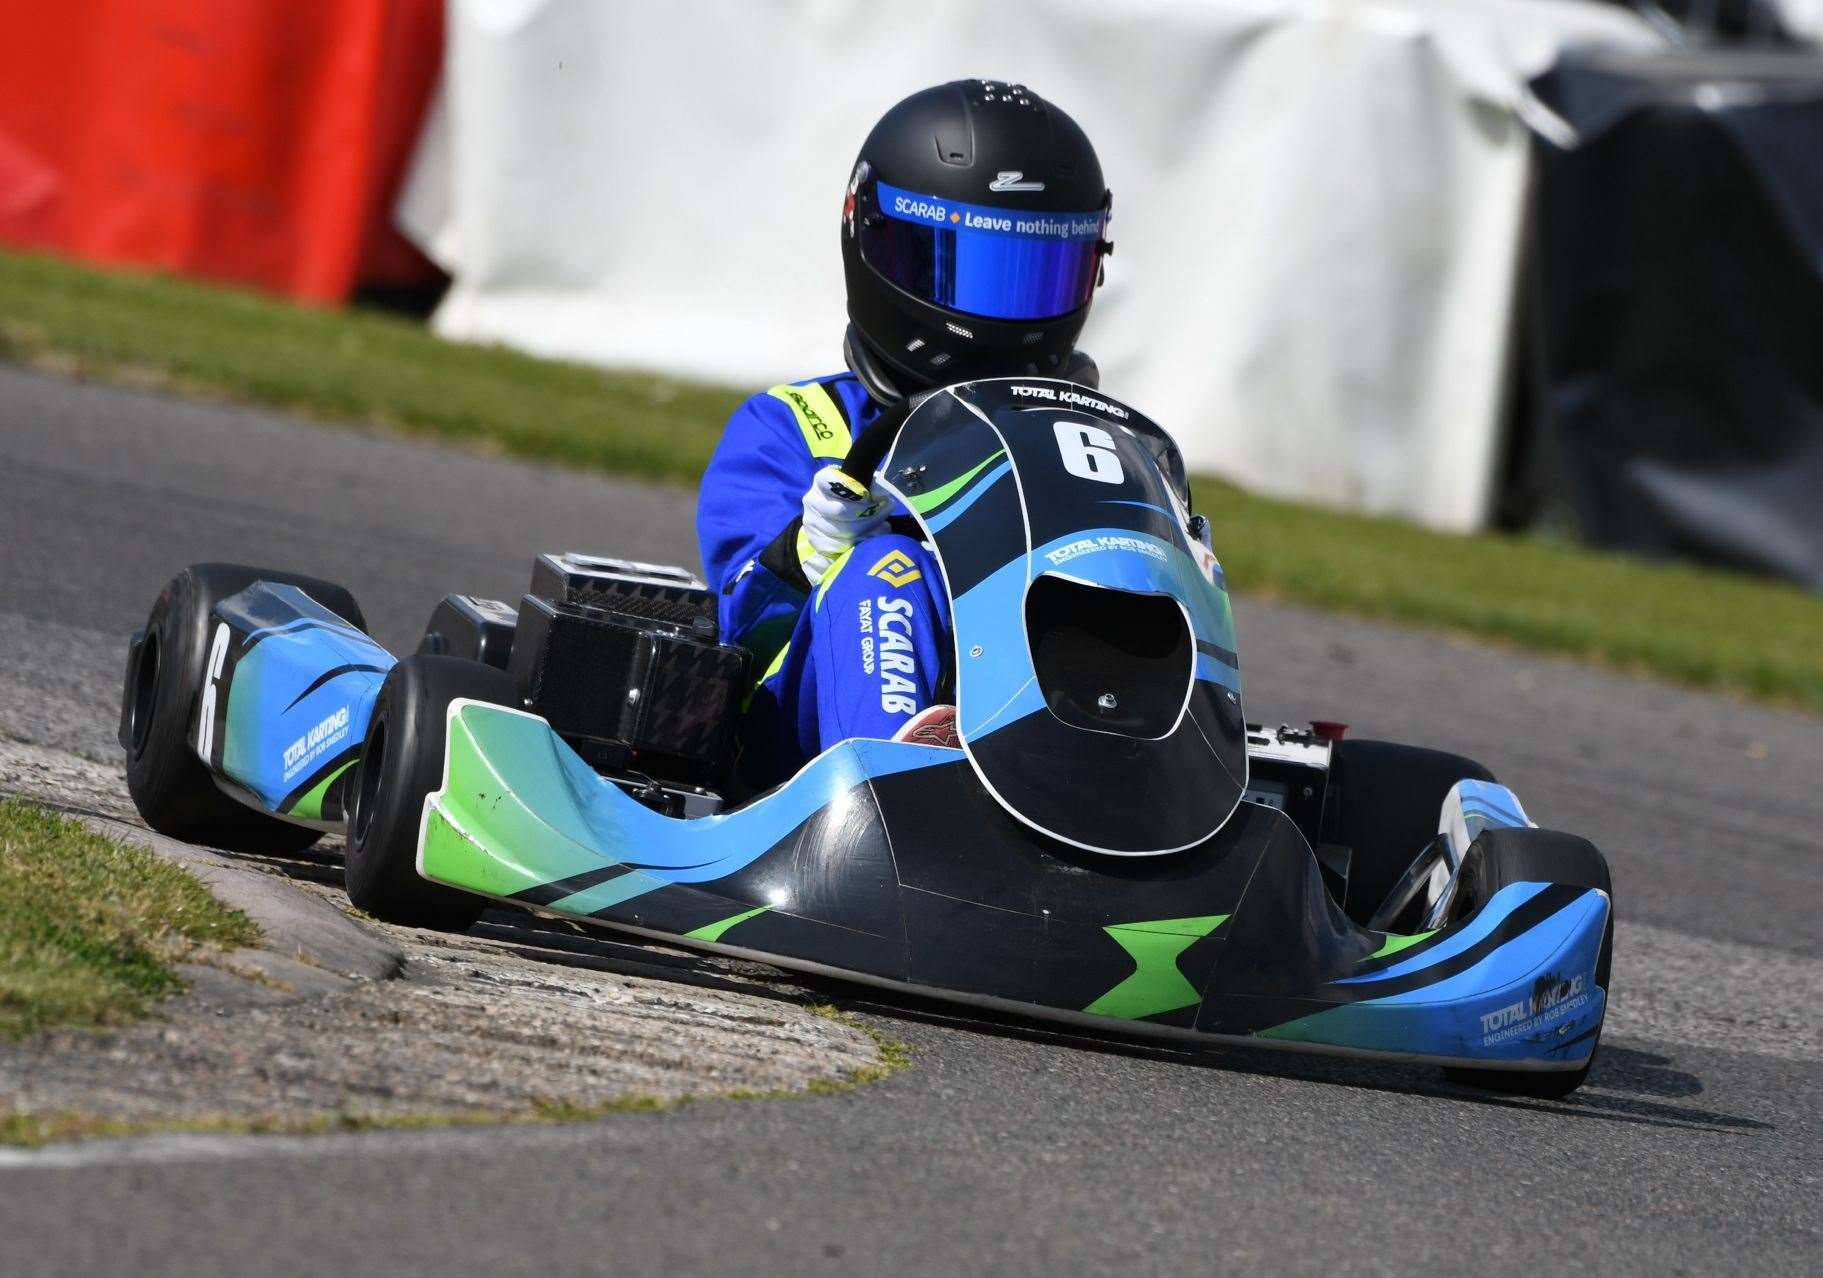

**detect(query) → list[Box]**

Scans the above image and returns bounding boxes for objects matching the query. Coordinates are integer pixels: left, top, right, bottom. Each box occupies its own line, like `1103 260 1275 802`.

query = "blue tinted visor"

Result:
858 179 1106 322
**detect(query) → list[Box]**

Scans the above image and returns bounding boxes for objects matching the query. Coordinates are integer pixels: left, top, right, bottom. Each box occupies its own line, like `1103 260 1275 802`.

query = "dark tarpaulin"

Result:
1527 49 1823 590
1584 0 1815 46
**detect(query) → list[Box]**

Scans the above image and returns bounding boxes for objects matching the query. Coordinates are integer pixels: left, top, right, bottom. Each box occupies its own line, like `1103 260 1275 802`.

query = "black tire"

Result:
123 563 366 852
1325 739 1496 924
1441 826 1614 1099
343 654 520 931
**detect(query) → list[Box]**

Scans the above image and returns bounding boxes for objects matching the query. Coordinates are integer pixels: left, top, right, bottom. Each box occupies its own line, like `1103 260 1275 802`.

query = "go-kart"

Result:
118 377 1613 1097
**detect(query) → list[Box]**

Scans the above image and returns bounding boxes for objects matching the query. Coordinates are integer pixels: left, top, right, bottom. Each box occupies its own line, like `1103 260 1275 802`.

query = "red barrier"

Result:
0 0 444 302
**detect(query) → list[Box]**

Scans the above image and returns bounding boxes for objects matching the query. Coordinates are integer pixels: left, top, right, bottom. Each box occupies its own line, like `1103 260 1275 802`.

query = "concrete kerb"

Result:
71 811 406 987
0 735 402 986
0 741 892 1131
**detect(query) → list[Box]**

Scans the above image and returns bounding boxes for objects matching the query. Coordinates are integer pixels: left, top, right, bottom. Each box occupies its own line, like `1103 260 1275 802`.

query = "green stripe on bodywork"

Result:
285 759 354 821
1083 914 1230 1021
1366 930 1435 961
685 906 771 943
908 450 1006 514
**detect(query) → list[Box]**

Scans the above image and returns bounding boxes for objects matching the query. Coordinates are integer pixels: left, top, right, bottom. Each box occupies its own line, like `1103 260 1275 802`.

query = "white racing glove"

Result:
798 464 891 585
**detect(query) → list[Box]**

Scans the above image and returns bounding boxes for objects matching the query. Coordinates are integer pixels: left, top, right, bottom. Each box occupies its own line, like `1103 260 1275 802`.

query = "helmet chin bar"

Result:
843 325 907 406
1060 349 1101 389
843 325 1101 407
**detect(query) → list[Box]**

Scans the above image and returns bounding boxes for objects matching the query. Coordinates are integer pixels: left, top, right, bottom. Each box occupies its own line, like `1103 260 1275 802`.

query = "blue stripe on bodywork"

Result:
215 583 395 815
925 460 1012 533
242 615 334 646
953 527 1243 737
1261 886 1609 1063
964 675 1046 739
284 662 391 711
550 869 678 916
1195 653 1242 693
1335 882 1549 984
1458 781 1529 830
1344 887 1602 1008
1099 499 1174 519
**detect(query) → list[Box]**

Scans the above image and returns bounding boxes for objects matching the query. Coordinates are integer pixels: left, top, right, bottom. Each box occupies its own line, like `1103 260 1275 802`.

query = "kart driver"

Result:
697 80 1114 787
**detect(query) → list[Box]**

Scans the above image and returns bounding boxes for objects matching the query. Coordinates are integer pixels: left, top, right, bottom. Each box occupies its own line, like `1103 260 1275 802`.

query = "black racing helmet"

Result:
841 80 1112 401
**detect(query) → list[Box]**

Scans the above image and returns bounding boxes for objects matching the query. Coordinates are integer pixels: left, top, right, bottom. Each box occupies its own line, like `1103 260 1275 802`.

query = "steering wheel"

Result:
838 392 936 485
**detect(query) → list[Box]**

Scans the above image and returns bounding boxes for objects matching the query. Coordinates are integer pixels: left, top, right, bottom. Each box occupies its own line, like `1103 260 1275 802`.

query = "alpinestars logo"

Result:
867 548 923 588
989 170 1045 192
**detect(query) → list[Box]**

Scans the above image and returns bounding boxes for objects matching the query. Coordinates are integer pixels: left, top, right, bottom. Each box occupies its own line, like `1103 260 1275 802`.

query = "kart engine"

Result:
1242 723 1349 901
418 554 749 815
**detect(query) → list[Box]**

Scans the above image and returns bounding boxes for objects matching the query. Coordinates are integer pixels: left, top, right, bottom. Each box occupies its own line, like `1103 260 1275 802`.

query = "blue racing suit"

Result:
697 372 951 787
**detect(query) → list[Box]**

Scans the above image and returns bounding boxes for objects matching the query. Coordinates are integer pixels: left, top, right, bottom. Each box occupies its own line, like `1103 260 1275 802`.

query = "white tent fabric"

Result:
1772 0 1823 41
399 0 1657 530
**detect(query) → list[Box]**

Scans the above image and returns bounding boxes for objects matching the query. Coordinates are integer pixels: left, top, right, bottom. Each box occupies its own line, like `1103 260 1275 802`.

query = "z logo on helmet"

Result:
989 171 1045 192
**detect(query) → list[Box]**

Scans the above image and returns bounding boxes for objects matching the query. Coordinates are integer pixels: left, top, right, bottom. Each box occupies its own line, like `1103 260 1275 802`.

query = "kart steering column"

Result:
839 395 924 487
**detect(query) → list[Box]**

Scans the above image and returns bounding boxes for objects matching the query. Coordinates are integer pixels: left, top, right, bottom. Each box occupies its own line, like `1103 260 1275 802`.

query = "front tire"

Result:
1440 827 1614 1099
123 563 365 853
342 654 521 931
1325 739 1495 924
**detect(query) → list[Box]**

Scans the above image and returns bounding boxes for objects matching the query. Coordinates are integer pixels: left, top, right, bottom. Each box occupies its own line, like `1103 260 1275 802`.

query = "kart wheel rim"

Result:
351 713 387 848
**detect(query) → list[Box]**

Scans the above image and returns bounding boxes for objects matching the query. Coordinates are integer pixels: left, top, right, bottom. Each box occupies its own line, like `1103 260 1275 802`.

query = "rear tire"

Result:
123 563 366 852
342 654 520 931
1325 739 1495 924
1440 827 1614 1099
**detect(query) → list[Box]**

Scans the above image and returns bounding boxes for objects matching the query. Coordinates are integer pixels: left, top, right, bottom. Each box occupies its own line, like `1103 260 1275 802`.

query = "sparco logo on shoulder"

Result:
784 389 835 442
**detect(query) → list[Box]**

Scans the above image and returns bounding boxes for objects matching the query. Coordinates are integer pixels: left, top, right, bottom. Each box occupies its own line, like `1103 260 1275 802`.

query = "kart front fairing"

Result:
417 703 1606 1071
877 379 1248 854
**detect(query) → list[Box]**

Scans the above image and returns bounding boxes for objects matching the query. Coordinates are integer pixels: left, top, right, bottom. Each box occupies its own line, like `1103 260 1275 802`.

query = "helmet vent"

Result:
968 80 1038 112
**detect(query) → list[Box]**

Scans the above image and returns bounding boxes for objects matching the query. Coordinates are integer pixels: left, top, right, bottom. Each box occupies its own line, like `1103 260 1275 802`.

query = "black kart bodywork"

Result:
120 378 1615 1093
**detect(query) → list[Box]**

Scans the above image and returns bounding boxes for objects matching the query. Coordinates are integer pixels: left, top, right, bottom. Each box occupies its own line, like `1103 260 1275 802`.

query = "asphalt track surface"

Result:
1 367 1819 1275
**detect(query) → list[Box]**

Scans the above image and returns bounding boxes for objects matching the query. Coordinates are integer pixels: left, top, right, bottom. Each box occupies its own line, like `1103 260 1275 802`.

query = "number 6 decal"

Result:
196 621 230 763
1053 421 1125 485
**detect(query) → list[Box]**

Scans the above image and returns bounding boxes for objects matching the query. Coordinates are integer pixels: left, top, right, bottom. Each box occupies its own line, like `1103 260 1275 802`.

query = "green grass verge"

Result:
0 249 739 485
0 799 260 1039
0 1003 910 1147
3 248 1819 713
1194 476 1823 713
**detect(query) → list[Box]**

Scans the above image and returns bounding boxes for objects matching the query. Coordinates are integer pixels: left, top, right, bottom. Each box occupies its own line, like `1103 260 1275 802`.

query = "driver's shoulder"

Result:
738 371 874 456
756 370 869 417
